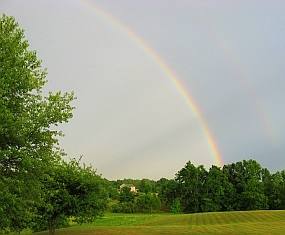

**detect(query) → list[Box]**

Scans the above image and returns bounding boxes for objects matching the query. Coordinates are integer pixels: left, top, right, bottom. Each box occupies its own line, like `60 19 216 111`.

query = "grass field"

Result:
33 210 285 235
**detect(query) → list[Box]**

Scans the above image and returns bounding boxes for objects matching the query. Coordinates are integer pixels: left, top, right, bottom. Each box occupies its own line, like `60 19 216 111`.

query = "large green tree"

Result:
32 159 107 235
223 160 268 210
0 15 74 232
202 165 235 212
156 178 179 211
175 162 207 212
264 170 285 210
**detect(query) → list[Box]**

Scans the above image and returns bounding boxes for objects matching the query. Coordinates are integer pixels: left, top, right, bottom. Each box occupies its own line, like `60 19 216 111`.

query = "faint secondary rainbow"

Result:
203 20 276 144
81 0 223 166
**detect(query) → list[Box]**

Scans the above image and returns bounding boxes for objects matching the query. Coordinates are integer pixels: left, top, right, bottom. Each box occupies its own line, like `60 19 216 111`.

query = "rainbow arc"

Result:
81 0 223 166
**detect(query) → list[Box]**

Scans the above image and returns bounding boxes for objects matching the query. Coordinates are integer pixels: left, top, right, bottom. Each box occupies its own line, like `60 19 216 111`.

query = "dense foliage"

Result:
32 160 107 235
107 160 285 214
0 14 74 233
161 160 285 213
111 184 161 213
0 15 107 234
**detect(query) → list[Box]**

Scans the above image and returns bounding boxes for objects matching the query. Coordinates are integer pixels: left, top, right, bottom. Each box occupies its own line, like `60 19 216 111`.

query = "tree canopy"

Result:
33 159 107 235
0 14 74 233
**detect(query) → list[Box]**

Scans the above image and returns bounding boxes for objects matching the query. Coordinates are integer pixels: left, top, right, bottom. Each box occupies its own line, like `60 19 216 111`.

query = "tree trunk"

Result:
48 226 55 235
48 220 56 235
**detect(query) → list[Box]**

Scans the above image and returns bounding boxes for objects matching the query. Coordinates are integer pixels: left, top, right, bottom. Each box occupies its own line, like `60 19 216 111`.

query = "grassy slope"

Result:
35 210 285 235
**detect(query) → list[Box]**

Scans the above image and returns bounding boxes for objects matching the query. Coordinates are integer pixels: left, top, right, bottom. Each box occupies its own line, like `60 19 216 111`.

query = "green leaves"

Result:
171 160 272 213
223 160 268 210
32 159 107 234
175 162 207 213
0 14 75 233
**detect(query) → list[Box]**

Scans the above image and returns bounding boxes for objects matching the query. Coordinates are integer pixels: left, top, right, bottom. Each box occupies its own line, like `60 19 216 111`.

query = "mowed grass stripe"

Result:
39 221 285 235
94 210 285 226
33 210 285 235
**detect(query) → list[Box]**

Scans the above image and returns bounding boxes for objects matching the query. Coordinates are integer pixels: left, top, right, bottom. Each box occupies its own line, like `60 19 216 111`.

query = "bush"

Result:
135 193 161 213
112 202 136 213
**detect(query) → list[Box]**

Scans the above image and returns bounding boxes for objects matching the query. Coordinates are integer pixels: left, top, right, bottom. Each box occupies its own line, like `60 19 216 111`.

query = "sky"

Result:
1 0 285 179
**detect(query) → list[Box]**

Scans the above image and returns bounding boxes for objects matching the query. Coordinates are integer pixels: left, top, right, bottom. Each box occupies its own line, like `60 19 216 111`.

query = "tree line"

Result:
105 160 285 214
1 15 285 235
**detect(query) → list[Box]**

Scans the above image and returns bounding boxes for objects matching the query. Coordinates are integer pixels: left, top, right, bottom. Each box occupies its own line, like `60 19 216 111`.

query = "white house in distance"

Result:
119 184 138 193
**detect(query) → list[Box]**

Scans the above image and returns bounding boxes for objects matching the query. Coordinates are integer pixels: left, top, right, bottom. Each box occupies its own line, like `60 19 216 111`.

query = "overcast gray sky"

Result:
1 0 285 179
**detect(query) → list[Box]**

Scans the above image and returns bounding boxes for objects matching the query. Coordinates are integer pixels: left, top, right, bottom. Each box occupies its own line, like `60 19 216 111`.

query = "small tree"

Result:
33 159 107 235
170 198 182 214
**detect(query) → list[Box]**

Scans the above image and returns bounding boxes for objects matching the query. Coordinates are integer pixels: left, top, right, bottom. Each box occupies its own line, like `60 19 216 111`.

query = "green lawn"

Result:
34 210 285 235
